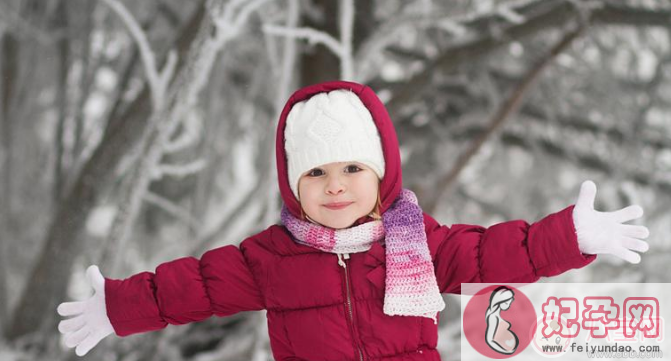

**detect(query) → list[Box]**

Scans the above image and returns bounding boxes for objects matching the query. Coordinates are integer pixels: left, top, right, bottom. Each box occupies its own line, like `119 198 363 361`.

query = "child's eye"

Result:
307 169 324 177
345 164 362 173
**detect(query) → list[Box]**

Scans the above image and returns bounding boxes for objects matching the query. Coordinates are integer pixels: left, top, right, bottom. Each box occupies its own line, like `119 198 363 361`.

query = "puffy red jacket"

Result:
105 81 595 361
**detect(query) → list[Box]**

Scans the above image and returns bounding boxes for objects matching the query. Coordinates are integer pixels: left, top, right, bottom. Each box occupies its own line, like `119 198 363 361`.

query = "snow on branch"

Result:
263 25 343 57
567 0 601 25
339 0 355 80
162 110 203 154
151 159 208 180
497 5 525 24
209 0 271 46
143 191 201 229
437 19 469 36
176 0 270 109
273 0 299 113
100 0 177 110
263 0 356 80
233 0 271 31
101 0 270 276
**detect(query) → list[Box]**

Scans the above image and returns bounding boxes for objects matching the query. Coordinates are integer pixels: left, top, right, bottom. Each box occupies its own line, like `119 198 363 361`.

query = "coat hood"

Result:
276 80 402 220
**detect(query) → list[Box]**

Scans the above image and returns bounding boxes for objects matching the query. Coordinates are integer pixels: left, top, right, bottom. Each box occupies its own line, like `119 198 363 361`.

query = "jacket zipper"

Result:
337 253 365 361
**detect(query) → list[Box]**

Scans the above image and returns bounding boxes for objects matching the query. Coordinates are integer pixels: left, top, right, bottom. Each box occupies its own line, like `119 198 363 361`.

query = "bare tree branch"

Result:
0 18 19 340
154 159 208 180
384 0 671 116
100 0 270 277
264 0 356 80
144 191 202 231
53 0 69 204
339 0 354 80
6 3 208 340
263 25 343 58
262 0 299 225
100 0 177 110
422 26 584 213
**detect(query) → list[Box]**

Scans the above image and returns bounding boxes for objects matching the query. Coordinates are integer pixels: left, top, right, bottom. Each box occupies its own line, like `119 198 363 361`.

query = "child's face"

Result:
298 161 379 229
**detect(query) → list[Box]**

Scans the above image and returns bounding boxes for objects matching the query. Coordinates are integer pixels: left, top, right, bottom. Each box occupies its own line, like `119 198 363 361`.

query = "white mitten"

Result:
57 265 115 356
573 180 650 264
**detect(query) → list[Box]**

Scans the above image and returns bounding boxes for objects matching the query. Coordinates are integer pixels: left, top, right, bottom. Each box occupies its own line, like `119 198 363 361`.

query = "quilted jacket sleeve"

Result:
104 244 265 337
426 205 596 294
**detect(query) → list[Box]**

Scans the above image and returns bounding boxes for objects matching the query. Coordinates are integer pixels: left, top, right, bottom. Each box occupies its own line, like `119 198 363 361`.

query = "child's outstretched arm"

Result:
57 244 265 356
425 180 649 294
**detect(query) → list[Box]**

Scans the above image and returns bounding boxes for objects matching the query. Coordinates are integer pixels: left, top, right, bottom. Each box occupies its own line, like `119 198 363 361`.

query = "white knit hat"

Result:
284 89 385 199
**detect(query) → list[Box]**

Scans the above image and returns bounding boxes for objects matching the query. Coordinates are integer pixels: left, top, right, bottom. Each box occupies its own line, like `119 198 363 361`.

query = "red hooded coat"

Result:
105 81 595 360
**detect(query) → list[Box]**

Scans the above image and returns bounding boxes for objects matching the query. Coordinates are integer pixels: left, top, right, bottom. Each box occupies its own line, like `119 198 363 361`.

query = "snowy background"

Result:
0 0 670 360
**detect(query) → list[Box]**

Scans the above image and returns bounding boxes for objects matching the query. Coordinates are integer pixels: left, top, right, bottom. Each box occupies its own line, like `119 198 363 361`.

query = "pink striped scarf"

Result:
281 189 445 322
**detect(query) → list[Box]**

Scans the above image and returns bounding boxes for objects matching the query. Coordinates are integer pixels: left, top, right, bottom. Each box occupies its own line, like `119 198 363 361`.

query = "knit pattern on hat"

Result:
281 188 445 322
284 90 386 199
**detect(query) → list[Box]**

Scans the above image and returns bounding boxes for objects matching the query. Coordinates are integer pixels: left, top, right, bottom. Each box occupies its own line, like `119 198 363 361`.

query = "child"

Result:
57 81 650 360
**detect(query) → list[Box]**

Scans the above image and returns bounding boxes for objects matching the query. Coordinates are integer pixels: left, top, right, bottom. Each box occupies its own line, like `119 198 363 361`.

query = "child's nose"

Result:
325 175 346 195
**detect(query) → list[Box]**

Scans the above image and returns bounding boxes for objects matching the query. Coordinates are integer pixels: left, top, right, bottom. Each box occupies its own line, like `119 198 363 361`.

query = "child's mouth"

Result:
324 202 353 210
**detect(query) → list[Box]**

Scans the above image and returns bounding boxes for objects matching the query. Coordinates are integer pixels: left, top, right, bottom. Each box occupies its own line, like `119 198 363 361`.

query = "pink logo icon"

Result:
463 285 536 359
